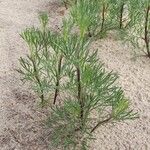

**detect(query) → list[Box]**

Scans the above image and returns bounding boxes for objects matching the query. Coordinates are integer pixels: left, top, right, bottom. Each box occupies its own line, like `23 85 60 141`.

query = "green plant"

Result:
107 0 130 29
70 0 102 37
100 1 108 33
18 13 70 106
46 19 138 149
70 0 131 39
18 9 138 150
112 0 127 29
47 42 137 150
124 0 150 58
18 27 47 105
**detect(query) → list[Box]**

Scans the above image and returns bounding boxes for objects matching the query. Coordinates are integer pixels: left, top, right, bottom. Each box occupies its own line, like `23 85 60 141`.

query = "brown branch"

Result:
91 116 112 133
53 55 63 104
119 3 124 29
76 66 84 129
144 6 150 57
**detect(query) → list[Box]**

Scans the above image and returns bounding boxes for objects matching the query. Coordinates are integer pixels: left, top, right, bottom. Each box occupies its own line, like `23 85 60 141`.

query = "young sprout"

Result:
19 27 46 105
18 14 69 106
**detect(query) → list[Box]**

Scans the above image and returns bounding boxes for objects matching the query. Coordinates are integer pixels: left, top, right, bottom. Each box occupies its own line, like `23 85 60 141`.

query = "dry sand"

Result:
0 0 150 150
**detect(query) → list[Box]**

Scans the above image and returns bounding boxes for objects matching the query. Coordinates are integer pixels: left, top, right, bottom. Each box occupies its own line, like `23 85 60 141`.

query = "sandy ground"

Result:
0 0 150 150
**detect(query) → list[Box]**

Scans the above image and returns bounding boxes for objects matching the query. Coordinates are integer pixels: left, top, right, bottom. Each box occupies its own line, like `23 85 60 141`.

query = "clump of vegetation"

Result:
144 3 150 57
70 0 138 39
18 1 139 149
70 0 116 38
108 0 128 29
45 18 138 149
96 0 150 58
19 13 138 150
47 54 137 149
70 0 101 37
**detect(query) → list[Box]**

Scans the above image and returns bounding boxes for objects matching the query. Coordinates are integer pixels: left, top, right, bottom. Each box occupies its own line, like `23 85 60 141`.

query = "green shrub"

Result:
47 30 138 149
18 10 138 150
18 13 71 106
47 16 137 149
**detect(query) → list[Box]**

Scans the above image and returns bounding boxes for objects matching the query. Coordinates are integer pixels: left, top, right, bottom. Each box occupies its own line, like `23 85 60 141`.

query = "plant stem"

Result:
90 116 112 133
101 3 106 32
144 6 150 57
119 3 124 29
53 55 63 104
30 57 44 105
76 66 84 129
42 30 49 60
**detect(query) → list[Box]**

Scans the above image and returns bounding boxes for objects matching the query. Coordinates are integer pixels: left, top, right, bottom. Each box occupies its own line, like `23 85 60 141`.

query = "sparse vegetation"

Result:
45 15 137 149
19 14 137 150
17 0 143 149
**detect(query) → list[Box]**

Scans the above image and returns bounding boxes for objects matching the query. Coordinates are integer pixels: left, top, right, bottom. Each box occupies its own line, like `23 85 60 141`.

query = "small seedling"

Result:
18 13 70 106
18 27 46 105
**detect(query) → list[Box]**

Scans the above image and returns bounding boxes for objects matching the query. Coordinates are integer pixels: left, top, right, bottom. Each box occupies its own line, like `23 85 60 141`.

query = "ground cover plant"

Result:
60 0 150 43
18 12 138 149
